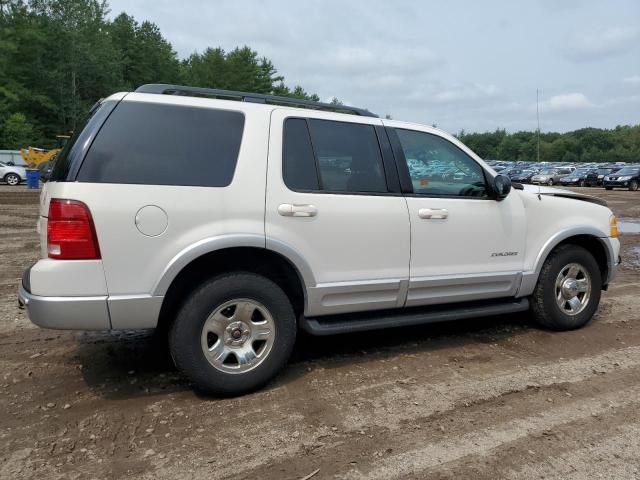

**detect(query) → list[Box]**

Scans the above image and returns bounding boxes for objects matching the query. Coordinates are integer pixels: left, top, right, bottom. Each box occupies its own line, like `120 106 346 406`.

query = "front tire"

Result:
4 173 20 186
605 187 613 190
579 179 585 187
629 180 638 191
547 179 554 186
169 272 296 396
530 245 601 331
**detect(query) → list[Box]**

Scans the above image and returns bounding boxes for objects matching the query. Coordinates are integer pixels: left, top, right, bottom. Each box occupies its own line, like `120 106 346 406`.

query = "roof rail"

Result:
135 84 378 118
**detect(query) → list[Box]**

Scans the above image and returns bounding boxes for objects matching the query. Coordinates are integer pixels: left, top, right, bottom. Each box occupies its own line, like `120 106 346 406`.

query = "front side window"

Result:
282 118 388 194
395 129 487 197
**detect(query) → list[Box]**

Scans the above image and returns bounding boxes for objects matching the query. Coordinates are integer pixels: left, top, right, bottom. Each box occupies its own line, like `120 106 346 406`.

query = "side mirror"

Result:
493 174 512 201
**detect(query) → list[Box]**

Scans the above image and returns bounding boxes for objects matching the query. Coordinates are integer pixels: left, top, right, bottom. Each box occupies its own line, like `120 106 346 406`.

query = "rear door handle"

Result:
278 204 318 217
418 208 449 219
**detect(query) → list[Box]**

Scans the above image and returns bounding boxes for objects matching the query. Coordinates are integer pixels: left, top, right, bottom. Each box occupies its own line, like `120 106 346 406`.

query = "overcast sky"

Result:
107 0 639 134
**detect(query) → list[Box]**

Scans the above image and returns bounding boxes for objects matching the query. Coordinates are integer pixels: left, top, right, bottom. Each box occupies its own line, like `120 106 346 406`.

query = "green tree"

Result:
0 112 34 148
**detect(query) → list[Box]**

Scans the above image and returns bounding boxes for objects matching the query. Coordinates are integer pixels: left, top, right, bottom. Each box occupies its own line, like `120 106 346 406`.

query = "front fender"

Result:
518 226 617 296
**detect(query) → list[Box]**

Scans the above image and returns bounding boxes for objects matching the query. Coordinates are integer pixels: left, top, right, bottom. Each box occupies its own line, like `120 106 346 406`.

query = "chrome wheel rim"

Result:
6 175 18 186
555 263 591 316
200 299 276 374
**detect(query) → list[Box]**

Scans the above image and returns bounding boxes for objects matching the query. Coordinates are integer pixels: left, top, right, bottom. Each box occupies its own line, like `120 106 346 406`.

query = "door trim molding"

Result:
306 278 407 317
405 271 522 307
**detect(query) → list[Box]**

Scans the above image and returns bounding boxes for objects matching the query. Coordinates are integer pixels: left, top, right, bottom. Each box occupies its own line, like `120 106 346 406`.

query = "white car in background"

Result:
0 161 27 186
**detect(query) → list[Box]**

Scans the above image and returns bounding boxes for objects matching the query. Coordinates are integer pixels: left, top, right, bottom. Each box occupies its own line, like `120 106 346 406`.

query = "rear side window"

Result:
77 101 244 186
50 99 119 181
282 118 387 193
283 118 319 190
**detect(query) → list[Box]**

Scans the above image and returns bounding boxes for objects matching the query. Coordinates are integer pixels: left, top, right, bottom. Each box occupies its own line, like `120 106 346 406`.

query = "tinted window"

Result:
77 102 244 186
282 118 387 194
309 119 386 193
50 100 116 181
396 129 487 197
283 118 319 190
615 168 640 175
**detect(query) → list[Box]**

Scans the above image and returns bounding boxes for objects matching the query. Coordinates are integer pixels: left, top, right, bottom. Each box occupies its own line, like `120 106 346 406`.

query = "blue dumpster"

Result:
26 169 40 189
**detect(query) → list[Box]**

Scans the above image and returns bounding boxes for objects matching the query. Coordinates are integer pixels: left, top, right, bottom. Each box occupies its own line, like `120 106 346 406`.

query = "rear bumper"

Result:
18 284 111 330
19 263 163 330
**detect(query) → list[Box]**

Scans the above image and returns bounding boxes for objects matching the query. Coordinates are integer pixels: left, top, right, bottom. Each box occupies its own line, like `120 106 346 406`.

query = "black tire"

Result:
579 179 585 187
605 187 613 190
547 179 554 186
4 173 20 186
169 272 296 396
530 245 601 331
629 180 638 192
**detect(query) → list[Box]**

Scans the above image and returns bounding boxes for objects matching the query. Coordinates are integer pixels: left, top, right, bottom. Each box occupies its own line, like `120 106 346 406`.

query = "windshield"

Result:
539 169 555 175
573 169 592 175
596 169 612 174
615 168 640 175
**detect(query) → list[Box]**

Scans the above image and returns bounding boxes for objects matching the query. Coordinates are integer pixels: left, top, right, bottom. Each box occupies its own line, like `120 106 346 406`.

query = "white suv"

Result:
18 84 621 396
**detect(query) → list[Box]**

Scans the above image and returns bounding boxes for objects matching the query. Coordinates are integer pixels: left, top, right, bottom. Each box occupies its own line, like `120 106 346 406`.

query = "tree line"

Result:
0 0 319 149
456 126 640 163
1 0 639 164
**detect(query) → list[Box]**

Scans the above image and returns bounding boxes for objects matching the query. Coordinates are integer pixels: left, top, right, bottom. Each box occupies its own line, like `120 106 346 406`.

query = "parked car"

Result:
559 168 596 187
530 169 563 185
19 84 621 396
603 166 640 191
510 169 538 184
0 161 27 186
585 168 619 187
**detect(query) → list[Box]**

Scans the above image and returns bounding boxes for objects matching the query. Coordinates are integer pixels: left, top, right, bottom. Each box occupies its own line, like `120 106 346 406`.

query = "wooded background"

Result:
1 0 638 162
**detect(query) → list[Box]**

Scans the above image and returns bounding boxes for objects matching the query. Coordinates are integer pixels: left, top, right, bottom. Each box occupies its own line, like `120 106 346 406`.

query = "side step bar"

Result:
300 298 530 336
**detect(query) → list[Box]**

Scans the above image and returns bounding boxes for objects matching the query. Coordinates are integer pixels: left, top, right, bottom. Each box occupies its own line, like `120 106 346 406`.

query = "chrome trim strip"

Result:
19 285 111 330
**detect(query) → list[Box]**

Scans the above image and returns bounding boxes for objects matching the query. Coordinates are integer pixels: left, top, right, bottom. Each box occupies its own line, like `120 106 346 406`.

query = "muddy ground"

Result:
1 185 639 480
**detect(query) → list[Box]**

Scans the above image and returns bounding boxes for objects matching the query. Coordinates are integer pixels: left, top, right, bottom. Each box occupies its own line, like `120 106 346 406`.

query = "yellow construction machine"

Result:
20 135 70 168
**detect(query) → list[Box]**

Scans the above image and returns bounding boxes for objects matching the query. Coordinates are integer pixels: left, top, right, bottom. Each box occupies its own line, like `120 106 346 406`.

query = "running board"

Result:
300 298 530 336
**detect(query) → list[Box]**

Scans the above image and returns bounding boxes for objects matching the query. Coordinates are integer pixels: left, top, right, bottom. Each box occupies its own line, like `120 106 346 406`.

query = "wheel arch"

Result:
519 227 613 296
155 238 313 333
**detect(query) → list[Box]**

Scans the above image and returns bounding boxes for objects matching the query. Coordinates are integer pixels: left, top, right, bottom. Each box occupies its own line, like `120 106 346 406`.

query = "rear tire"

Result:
169 272 296 396
530 245 601 331
4 173 20 186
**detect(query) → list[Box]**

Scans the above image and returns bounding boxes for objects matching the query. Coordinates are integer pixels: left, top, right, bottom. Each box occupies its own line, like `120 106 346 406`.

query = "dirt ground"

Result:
1 185 639 480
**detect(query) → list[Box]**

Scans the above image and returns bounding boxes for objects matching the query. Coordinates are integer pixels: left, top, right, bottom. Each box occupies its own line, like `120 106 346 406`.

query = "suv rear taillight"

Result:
47 199 101 260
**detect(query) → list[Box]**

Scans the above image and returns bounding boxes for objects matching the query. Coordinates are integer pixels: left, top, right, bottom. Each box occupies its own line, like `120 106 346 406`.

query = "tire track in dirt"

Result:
425 403 640 480
340 385 640 480
131 348 640 480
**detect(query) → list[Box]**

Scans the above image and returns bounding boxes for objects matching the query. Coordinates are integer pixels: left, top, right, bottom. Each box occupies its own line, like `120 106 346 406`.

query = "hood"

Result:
521 184 608 207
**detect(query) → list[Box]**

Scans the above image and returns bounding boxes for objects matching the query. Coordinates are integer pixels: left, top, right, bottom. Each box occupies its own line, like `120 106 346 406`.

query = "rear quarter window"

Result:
77 101 245 187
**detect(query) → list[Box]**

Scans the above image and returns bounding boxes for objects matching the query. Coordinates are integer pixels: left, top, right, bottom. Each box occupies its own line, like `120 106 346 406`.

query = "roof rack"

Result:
135 84 378 118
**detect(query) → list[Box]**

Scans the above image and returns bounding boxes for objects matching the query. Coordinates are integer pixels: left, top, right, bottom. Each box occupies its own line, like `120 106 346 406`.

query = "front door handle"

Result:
418 208 449 219
278 204 318 217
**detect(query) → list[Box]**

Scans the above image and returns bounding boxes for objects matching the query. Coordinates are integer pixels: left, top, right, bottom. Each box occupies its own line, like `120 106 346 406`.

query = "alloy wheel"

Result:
554 263 591 316
200 298 276 374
